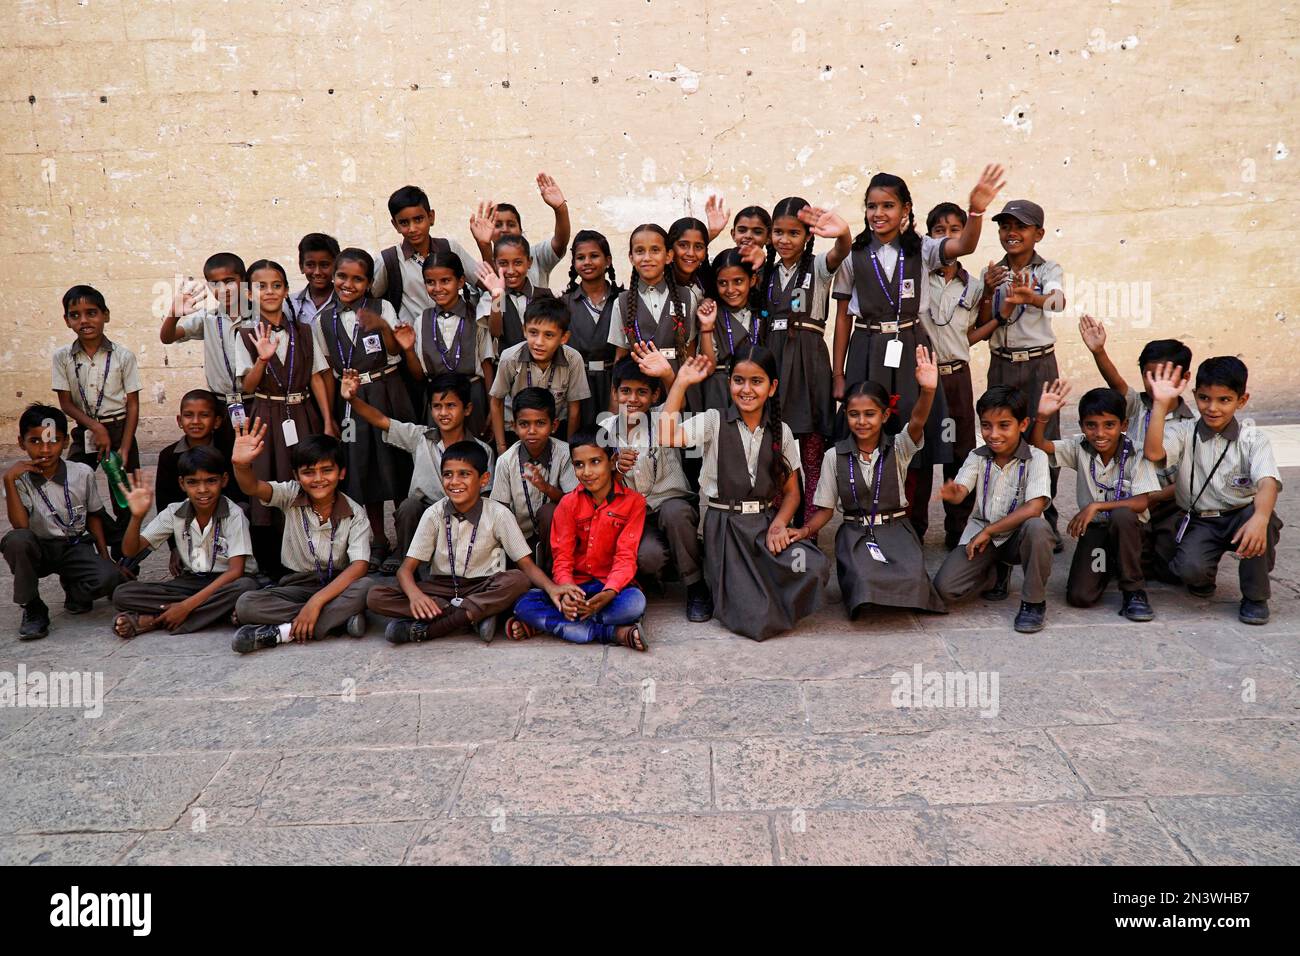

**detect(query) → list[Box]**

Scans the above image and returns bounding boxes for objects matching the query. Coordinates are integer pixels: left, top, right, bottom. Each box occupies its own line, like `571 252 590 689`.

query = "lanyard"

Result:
1187 428 1233 514
931 270 971 327
182 514 222 570
1089 441 1131 501
299 505 338 584
73 348 113 419
215 312 239 389
847 446 887 540
525 360 557 390
517 449 548 530
435 312 465 371
868 247 905 332
33 477 81 538
982 456 1027 521
443 510 479 601
329 300 366 371
721 308 739 356
260 317 296 392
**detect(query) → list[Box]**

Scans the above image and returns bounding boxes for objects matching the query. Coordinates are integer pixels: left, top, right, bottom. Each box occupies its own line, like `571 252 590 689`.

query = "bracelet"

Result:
968 209 984 218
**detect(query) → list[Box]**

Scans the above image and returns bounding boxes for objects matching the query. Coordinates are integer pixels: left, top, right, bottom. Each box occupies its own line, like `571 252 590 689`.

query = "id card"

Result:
1175 513 1191 544
282 419 299 446
900 278 915 299
884 338 904 368
588 360 605 372
363 333 383 354
227 402 247 430
867 540 889 563
800 272 813 290
450 596 464 607
84 429 98 453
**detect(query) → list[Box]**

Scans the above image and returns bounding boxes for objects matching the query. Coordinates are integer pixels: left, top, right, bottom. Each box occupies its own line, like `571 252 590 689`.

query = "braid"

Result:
796 232 815 298
623 269 640 346
665 270 688 358
766 385 790 494
565 259 580 295
899 209 923 258
606 263 621 294
759 241 777 342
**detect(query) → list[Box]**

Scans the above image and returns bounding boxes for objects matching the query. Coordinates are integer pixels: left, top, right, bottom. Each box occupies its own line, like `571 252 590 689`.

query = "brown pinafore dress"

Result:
241 315 324 527
563 285 619 429
763 260 834 437
621 285 701 411
832 436 946 617
420 299 489 438
702 407 828 641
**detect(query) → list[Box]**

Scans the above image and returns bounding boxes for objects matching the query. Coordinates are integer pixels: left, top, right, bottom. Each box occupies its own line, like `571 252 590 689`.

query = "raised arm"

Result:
1143 362 1184 463
230 418 275 504
1079 314 1129 393
1030 379 1071 456
942 164 1006 260
908 345 938 446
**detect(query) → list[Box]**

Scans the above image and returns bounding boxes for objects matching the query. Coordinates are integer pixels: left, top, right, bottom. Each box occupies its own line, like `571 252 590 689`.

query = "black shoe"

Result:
63 596 93 615
1120 590 1155 622
1014 600 1047 633
981 564 1012 601
19 600 50 641
686 582 714 623
345 612 367 638
385 619 431 644
1188 583 1216 598
232 623 281 654
1238 599 1270 625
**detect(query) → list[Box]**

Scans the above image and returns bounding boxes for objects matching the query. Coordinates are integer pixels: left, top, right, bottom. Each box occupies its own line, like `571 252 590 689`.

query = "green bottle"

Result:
100 450 130 510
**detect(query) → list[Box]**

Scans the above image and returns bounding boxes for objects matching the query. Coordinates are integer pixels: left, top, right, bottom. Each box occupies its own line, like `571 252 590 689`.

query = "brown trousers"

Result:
933 516 1054 605
234 570 373 638
113 573 260 633
635 497 703 586
366 570 530 624
1065 509 1148 606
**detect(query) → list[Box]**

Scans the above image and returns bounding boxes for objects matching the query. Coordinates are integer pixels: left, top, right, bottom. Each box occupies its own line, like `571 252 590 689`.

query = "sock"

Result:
277 622 292 643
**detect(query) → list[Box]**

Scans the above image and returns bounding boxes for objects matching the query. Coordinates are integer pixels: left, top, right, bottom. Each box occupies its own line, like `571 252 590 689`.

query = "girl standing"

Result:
696 247 760 411
668 216 712 299
561 230 621 429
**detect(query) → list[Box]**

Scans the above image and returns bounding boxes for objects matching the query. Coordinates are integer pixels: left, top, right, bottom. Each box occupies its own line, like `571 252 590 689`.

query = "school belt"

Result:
843 508 910 527
253 391 308 404
783 320 826 334
334 364 398 385
853 318 918 334
992 345 1055 363
1190 504 1248 520
587 360 607 372
89 412 127 425
707 498 773 514
938 360 969 375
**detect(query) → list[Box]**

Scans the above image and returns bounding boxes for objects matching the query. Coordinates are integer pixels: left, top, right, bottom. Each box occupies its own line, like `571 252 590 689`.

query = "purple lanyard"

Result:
299 506 337 584
517 450 547 530
525 360 557 390
1089 442 1130 501
435 313 465 371
34 478 80 538
182 515 222 569
73 348 113 420
847 447 887 539
721 309 740 356
261 318 296 392
215 313 237 388
982 456 1027 520
329 301 364 370
443 510 478 600
868 248 905 326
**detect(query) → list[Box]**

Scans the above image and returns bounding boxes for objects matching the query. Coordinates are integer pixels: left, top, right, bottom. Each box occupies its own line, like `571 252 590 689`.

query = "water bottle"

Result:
100 450 130 510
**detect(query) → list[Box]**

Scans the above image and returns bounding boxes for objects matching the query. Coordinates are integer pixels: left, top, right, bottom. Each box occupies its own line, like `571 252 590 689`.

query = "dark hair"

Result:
733 205 772 231
610 356 660 393
19 403 67 437
1138 338 1192 373
625 223 688 360
926 202 968 233
843 380 902 435
762 197 815 340
1195 356 1248 395
441 439 488 475
728 344 789 493
179 388 222 414
493 234 530 259
854 173 922 257
512 386 557 420
422 251 475 314
568 427 612 457
247 259 290 287
496 202 522 228
710 247 764 326
298 233 340 265
427 372 473 408
291 434 346 471
335 247 375 284
177 445 228 479
524 295 570 333
976 384 1029 422
388 185 431 217
668 217 712 292
203 252 247 280
1077 387 1127 422
565 229 619 294
61 285 108 314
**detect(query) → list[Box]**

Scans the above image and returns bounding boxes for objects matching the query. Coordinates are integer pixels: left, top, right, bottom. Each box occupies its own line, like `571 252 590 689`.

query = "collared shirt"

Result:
552 481 646 594
383 420 495 503
138 496 253 574
474 284 551 332
1124 386 1194 485
954 441 1053 546
678 408 802 503
407 497 532 577
813 430 923 512
372 237 480 326
309 299 403 372
51 339 141 419
1049 436 1161 523
923 266 983 364
235 315 329 378
265 482 371 573
489 437 578 538
980 252 1064 351
9 460 101 540
174 307 250 399
1161 417 1283 514
606 281 702 349
769 250 836 326
489 342 591 423
597 411 692 511
414 308 496 375
832 236 946 316
527 236 562 287
291 287 335 325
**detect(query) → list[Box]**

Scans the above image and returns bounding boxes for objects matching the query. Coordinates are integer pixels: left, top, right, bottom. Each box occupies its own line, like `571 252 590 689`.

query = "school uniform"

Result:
599 411 702 585
527 237 562 288
366 498 531 624
1124 386 1195 580
514 482 647 644
290 287 335 325
173 307 250 405
490 342 591 433
700 306 755 411
1161 418 1283 602
236 314 328 528
764 253 836 438
112 496 260 632
917 264 984 541
681 407 828 641
477 280 556 353
1050 436 1161 606
233 482 375 637
1 460 122 607
489 437 578 570
606 281 701 409
813 432 945 617
385 421 495 560
414 298 496 437
374 237 480 326
312 297 416 508
562 285 619 429
154 436 244 514
933 441 1054 604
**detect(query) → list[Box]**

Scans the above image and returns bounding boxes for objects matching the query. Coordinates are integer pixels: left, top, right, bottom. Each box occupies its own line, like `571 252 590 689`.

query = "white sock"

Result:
277 623 292 643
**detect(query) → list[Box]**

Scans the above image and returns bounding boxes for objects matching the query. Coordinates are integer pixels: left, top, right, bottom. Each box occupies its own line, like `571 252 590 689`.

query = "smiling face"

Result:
770 215 809 267
524 319 568 363
495 245 532 291
493 209 523 236
845 394 889 447
294 458 344 502
177 398 220 444
250 268 288 316
179 469 227 511
865 186 909 244
205 265 244 314
728 359 775 416
428 390 468 436
672 228 708 280
629 229 670 286
714 265 754 310
929 213 964 242
20 424 68 475
440 457 488 510
301 251 335 293
391 204 432 247
731 214 770 249
1193 383 1248 432
1081 413 1126 459
996 218 1044 258
513 407 555 456
423 265 464 310
333 258 370 307
64 297 108 344
573 240 611 284
615 376 658 415
978 406 1029 458
571 443 614 499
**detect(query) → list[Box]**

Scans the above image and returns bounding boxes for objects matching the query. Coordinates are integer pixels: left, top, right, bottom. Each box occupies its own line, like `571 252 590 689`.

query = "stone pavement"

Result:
1 471 1297 866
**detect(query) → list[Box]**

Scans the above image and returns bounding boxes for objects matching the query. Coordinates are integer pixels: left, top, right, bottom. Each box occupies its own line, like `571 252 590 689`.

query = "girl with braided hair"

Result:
561 230 622 429
697 247 762 411
658 345 829 641
668 217 713 299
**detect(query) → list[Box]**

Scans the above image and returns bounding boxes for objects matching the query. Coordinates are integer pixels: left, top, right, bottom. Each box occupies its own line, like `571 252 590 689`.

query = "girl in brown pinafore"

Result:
561 230 621 430
697 247 761 412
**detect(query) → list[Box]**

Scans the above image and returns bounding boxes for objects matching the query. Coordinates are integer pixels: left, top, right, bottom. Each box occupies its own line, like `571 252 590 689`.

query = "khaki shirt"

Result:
139 496 253 574
598 411 693 511
174 308 249 400
1161 418 1283 514
407 497 532 576
265 482 371 574
1124 386 1194 485
923 267 983 364
980 252 1064 351
954 441 1053 546
9 460 101 540
489 437 578 538
383 421 495 503
490 342 591 423
1049 436 1161 523
372 237 480 326
51 339 141 419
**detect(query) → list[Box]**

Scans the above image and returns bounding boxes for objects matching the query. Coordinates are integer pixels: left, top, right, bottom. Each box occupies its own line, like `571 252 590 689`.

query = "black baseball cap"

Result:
991 200 1045 228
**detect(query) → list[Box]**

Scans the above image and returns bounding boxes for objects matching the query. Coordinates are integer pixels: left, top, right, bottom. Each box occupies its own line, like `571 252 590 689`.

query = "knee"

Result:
234 591 259 617
623 588 647 618
501 569 529 597
1022 516 1052 545
1109 508 1138 531
231 576 261 594
396 497 428 522
637 537 667 574
1 528 38 557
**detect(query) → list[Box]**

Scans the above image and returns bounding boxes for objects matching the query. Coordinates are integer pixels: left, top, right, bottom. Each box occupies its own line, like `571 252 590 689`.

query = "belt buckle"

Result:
660 348 677 360
939 363 954 375
588 360 605 372
1011 350 1030 363
1199 510 1220 518
741 501 761 515
880 321 898 334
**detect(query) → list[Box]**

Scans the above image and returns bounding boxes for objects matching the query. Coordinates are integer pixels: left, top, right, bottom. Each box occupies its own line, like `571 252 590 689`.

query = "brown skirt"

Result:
338 370 415 504
247 396 323 526
767 327 834 437
835 520 946 617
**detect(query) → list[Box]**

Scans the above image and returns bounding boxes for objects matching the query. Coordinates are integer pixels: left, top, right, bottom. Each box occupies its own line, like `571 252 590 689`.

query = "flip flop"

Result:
504 617 536 641
112 612 145 640
616 623 647 652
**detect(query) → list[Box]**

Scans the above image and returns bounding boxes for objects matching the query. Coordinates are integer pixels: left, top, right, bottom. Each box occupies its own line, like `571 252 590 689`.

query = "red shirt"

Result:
550 480 646 594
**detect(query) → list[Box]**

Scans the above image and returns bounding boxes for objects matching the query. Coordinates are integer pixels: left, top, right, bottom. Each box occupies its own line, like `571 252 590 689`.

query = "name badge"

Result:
282 419 299 446
83 429 98 453
741 501 761 514
363 333 383 354
227 401 247 430
660 348 677 360
900 278 915 299
1175 513 1191 543
771 318 789 331
866 540 889 563
1230 475 1252 488
884 338 904 369
588 360 605 372
800 272 813 290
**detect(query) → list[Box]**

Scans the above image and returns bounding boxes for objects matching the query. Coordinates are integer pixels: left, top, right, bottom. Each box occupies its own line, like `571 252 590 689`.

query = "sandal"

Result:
615 623 647 652
368 541 390 573
504 617 536 641
112 612 153 640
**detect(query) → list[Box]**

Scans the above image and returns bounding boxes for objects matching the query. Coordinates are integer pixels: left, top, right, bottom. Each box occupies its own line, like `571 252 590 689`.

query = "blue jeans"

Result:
514 579 645 644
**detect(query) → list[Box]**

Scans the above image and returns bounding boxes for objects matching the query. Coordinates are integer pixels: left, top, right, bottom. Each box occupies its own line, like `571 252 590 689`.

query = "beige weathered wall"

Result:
2 0 1298 444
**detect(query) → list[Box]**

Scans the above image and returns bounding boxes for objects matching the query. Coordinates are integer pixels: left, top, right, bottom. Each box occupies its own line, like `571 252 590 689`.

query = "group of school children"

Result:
3 166 1284 651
